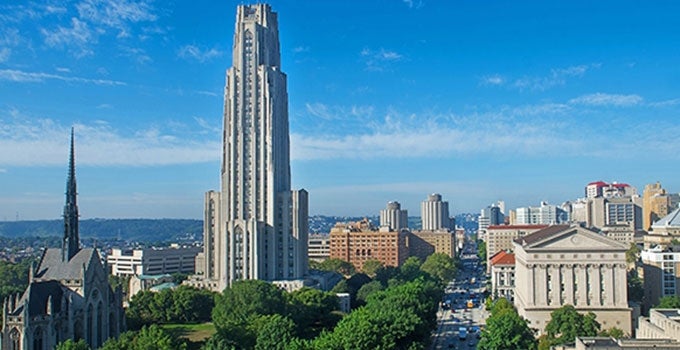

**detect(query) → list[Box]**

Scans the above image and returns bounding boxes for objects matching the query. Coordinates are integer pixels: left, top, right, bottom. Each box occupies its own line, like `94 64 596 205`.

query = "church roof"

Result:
653 206 680 228
35 247 99 281
11 280 64 317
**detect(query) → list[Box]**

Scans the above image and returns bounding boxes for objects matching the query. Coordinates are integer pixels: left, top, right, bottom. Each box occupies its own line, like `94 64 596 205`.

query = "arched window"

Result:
33 326 44 350
9 328 20 350
97 300 104 347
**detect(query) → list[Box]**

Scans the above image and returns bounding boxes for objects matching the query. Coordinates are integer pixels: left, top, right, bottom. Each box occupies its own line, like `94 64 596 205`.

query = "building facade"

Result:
485 224 547 273
108 245 201 277
408 230 457 261
637 308 680 341
379 201 408 231
641 247 680 313
490 250 515 301
329 219 409 272
513 225 632 335
197 4 308 292
515 202 569 225
1 130 124 350
421 194 452 231
308 234 330 262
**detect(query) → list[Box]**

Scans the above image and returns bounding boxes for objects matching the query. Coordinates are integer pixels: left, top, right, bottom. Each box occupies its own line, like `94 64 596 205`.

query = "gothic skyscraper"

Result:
198 4 308 291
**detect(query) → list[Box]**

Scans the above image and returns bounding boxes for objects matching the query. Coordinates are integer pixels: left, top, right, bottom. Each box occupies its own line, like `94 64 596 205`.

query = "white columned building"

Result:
513 225 632 335
380 201 408 231
197 4 308 292
421 193 451 231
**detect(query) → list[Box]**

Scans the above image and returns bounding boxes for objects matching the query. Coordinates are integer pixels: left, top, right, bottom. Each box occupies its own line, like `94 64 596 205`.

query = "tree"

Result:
626 243 640 265
211 280 287 348
287 287 341 339
599 327 625 338
254 314 296 350
420 253 456 285
356 280 383 305
544 305 600 346
56 339 90 350
398 256 424 281
478 240 487 265
317 258 356 275
360 259 384 277
100 325 187 350
627 269 644 303
657 295 680 308
478 307 536 350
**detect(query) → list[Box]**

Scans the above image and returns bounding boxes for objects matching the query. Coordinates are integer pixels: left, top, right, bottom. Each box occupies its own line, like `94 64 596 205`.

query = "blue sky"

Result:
1 0 680 220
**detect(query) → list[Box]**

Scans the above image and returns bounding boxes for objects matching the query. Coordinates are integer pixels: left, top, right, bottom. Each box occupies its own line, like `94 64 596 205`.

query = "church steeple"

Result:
62 128 80 261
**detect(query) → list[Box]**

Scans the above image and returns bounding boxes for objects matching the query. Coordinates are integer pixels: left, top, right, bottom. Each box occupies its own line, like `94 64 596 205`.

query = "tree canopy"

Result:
420 253 456 285
100 325 187 350
126 285 215 329
543 305 600 346
657 295 680 308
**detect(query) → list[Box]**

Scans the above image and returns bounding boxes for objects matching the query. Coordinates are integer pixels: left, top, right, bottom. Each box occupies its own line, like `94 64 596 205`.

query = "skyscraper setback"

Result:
198 4 308 292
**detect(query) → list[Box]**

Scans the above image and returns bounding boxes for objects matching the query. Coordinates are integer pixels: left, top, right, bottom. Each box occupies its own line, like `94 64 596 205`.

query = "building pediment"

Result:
520 225 627 251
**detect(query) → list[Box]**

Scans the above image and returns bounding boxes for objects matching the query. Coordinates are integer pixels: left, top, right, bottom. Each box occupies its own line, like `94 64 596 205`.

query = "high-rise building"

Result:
643 182 680 231
329 219 409 272
515 201 569 225
421 193 452 231
380 201 408 231
197 4 308 292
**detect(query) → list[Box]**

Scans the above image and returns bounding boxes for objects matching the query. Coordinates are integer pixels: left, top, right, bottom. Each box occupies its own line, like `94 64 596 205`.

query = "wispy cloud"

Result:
178 44 223 63
0 69 126 86
483 64 600 91
304 102 374 121
402 0 424 9
76 0 157 36
41 17 94 57
569 93 643 107
360 48 404 71
649 98 680 107
480 74 505 86
0 116 220 167
292 46 310 53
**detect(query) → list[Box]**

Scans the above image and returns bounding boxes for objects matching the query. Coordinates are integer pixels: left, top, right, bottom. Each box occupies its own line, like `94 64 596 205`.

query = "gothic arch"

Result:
87 303 94 344
9 327 20 350
33 326 44 350
97 300 104 347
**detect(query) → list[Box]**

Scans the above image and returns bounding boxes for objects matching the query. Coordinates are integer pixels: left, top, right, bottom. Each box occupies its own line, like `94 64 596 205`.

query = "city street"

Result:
431 241 488 349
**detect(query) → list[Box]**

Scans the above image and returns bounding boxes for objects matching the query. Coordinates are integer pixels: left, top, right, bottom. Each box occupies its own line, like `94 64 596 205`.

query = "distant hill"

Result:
0 219 203 242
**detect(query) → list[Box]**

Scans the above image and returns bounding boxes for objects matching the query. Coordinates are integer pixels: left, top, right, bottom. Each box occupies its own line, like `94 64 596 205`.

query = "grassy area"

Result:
162 323 216 350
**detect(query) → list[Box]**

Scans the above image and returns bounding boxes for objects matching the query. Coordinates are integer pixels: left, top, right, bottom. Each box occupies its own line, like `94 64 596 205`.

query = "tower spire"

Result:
62 127 80 261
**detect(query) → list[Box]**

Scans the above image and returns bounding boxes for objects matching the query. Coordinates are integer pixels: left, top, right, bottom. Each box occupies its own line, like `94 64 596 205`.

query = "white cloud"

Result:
0 48 9 63
480 74 505 86
292 46 309 53
41 17 95 57
0 69 125 86
178 44 223 63
360 48 404 71
569 93 643 107
512 64 599 91
76 0 157 32
649 98 680 107
0 117 220 167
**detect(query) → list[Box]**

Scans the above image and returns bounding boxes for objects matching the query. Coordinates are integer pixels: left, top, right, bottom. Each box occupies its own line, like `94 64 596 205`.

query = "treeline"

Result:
126 285 216 329
0 259 33 301
0 219 202 241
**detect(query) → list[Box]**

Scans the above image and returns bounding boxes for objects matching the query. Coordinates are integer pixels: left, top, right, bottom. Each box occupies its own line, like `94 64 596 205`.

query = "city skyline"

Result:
1 1 680 220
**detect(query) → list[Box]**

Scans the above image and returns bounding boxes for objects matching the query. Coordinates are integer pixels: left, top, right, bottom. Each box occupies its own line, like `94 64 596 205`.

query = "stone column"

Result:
537 264 548 306
563 264 574 305
590 264 602 306
576 264 587 306
615 263 628 306
550 265 561 306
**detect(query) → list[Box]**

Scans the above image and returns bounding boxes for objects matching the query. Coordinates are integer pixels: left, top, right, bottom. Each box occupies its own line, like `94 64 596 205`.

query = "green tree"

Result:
657 295 680 308
287 287 341 339
56 339 90 350
626 243 640 265
627 269 644 303
200 332 237 350
211 280 287 348
360 259 384 277
477 240 487 265
398 256 424 281
0 259 32 302
544 305 600 346
478 307 536 350
100 325 187 350
420 253 456 285
356 280 384 305
599 327 625 338
317 258 356 275
254 314 296 350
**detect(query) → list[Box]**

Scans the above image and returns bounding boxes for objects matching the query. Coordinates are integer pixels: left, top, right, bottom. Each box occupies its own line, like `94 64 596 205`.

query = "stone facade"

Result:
637 309 680 341
329 219 409 271
485 224 547 273
490 250 515 301
408 230 456 261
513 225 632 335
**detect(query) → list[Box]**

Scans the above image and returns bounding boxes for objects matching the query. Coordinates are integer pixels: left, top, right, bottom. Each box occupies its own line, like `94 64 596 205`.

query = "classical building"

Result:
195 4 308 292
1 130 124 350
489 250 515 301
513 225 632 335
107 245 201 277
556 337 680 350
379 201 408 231
421 194 452 231
128 274 175 300
637 309 680 341
641 246 680 313
329 219 409 271
308 234 330 262
408 229 456 261
485 224 547 273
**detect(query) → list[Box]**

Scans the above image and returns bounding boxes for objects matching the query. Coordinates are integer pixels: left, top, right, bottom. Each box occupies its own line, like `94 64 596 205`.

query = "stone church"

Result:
1 130 125 349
